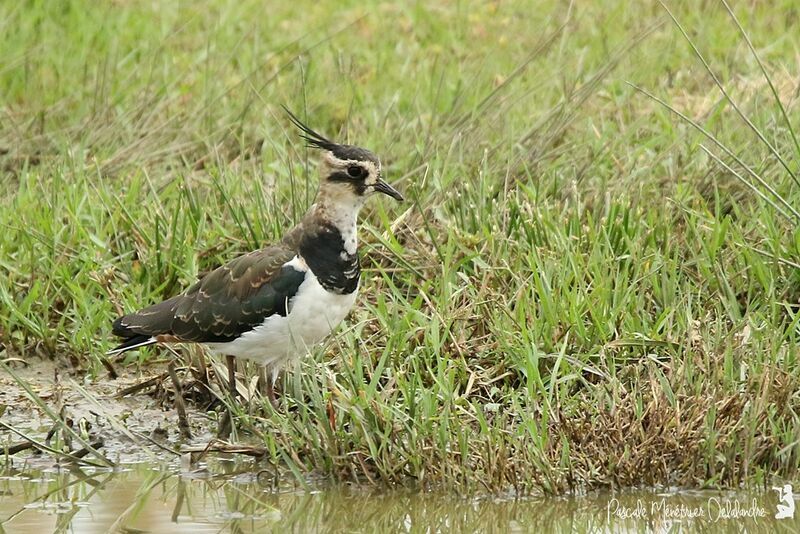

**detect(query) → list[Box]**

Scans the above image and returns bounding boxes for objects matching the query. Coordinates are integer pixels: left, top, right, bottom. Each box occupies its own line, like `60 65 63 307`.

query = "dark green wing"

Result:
111 245 306 348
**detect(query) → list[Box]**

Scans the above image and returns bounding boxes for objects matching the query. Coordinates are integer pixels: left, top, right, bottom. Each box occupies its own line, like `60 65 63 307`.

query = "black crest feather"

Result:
282 106 380 164
282 106 338 152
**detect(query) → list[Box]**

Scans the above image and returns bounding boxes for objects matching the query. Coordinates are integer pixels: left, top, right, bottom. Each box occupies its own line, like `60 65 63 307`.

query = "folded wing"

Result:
110 245 306 353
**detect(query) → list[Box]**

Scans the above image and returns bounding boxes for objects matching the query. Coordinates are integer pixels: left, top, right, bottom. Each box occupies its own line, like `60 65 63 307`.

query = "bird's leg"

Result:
266 379 278 409
217 355 238 440
168 361 192 440
257 366 279 409
195 347 209 390
226 354 237 401
217 411 232 440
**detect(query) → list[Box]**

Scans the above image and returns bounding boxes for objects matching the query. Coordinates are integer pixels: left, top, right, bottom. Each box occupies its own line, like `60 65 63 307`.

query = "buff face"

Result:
319 149 402 201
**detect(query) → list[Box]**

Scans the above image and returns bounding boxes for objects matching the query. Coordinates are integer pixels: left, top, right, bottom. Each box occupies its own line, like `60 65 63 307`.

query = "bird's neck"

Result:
286 197 361 294
304 190 362 248
316 189 363 223
282 194 361 246
316 198 360 253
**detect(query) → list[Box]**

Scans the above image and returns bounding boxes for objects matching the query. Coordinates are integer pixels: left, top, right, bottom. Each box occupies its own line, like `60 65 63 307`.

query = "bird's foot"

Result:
257 370 280 410
217 410 233 440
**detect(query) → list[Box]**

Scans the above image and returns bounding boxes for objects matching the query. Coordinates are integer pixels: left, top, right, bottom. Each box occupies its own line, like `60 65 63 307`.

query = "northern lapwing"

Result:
108 110 403 416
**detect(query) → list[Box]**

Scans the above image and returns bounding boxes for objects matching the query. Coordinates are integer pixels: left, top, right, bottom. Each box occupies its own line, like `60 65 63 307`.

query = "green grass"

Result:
1 0 799 493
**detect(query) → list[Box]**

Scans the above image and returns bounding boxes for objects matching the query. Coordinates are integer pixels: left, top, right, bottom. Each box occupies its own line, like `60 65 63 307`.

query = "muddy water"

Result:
0 462 798 533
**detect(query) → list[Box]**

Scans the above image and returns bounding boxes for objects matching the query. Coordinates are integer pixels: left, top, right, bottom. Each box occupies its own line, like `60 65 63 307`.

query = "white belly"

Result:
206 267 357 370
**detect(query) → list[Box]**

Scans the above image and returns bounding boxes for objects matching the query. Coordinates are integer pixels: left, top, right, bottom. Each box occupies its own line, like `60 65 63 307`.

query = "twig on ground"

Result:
181 439 267 461
68 439 105 461
113 371 170 398
4 440 35 455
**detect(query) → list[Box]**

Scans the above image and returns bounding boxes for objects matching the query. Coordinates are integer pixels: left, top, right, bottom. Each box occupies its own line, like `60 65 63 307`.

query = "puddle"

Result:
1 362 799 532
0 462 798 533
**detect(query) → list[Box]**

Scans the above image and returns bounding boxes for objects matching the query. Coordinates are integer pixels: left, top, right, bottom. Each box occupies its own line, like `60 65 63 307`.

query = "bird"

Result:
107 109 403 413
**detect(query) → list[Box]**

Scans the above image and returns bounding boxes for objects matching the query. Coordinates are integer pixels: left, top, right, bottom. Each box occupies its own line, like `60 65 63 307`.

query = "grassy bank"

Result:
1 0 799 493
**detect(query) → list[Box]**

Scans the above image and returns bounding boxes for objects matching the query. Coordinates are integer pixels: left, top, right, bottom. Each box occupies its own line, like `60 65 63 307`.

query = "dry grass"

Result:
1 0 799 495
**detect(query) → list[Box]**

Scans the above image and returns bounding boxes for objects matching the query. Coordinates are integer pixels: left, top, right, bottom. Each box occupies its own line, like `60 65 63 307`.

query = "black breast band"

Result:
298 224 360 294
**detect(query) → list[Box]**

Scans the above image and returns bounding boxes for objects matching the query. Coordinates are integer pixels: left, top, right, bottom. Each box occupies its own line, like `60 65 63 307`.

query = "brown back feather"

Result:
112 243 304 344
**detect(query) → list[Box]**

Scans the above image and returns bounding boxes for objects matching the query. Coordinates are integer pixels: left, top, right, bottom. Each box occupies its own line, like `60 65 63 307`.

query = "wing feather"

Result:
111 245 306 349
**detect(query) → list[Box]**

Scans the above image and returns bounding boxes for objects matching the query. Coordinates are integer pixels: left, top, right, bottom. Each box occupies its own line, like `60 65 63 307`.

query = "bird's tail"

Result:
106 335 157 356
108 296 183 355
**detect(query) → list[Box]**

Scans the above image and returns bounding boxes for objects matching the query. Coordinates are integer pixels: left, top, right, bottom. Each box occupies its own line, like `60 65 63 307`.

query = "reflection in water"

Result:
0 462 798 533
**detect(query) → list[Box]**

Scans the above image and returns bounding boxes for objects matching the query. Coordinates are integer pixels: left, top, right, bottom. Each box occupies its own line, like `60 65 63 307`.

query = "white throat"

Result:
315 195 362 255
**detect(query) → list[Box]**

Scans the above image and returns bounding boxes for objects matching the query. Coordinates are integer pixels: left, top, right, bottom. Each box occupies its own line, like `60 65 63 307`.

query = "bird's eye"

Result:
347 165 364 178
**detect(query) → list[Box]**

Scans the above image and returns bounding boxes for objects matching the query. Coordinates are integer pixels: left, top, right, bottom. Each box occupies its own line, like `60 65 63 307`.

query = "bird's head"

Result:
285 109 404 207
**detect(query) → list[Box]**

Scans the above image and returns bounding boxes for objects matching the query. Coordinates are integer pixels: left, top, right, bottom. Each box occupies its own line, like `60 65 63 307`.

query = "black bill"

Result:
374 179 404 201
